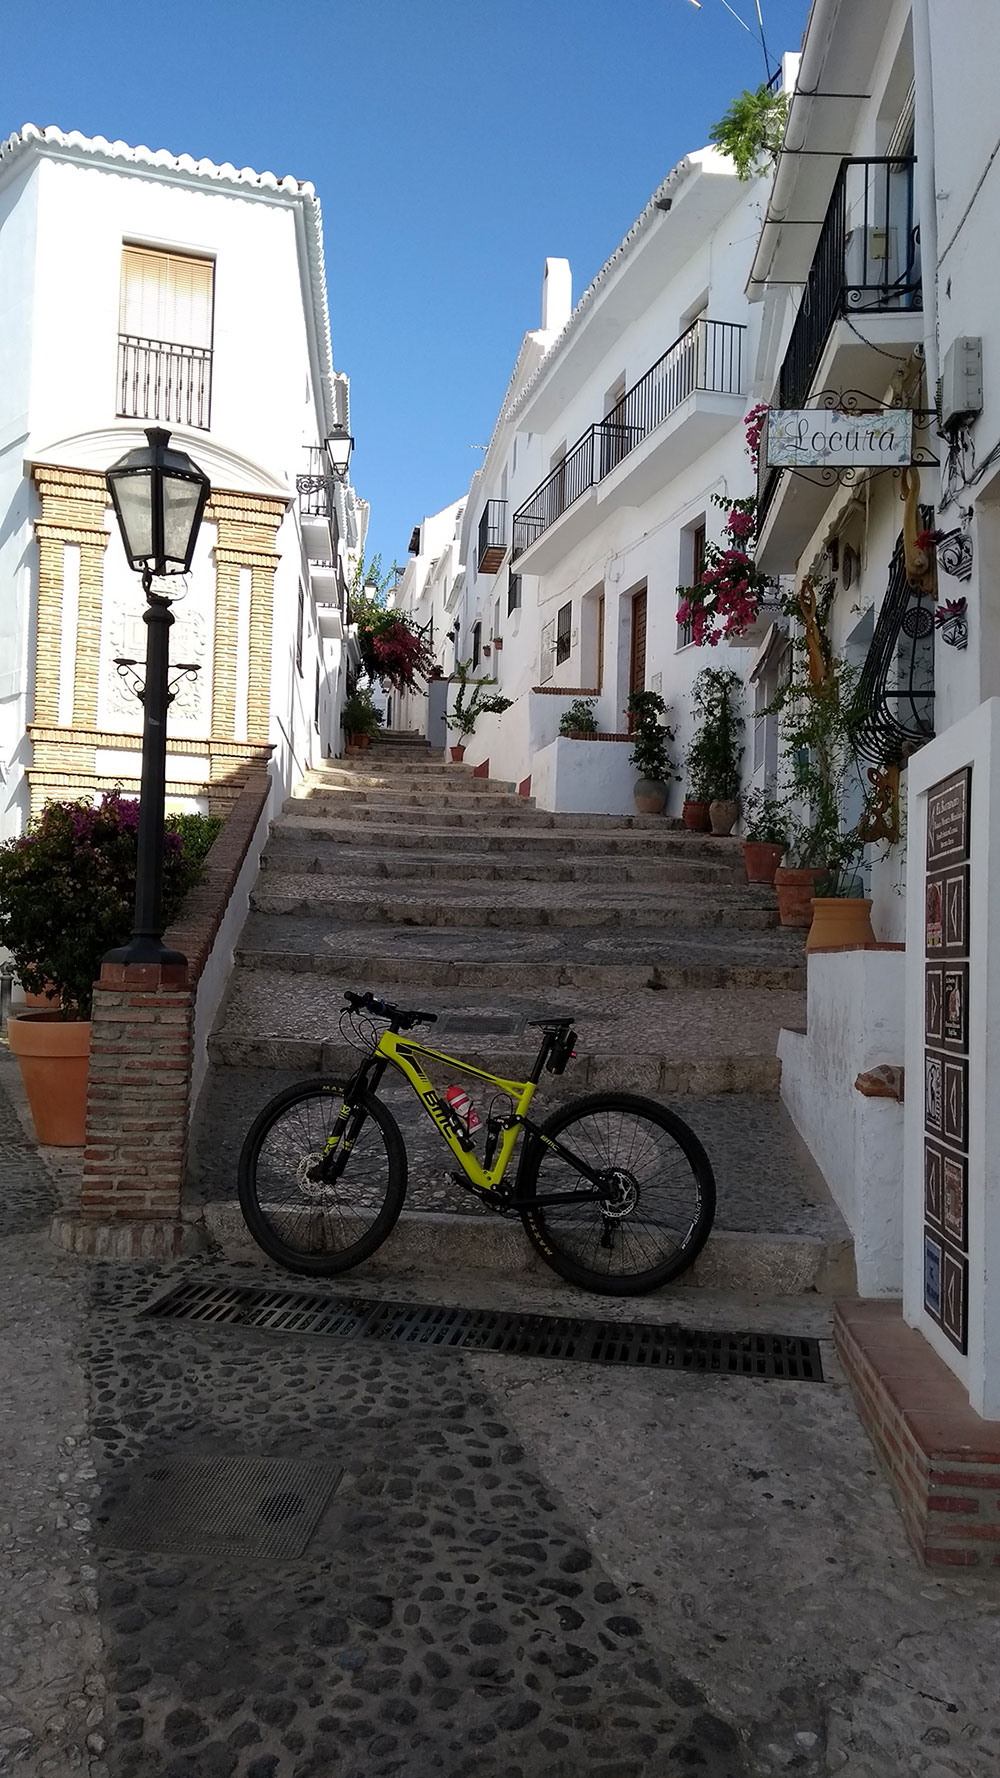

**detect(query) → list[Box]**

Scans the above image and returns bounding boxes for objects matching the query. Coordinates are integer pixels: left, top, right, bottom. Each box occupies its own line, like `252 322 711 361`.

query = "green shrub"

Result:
0 793 216 1018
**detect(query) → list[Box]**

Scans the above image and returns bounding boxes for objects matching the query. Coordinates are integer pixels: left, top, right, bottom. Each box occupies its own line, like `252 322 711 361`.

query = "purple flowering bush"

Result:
0 793 220 1018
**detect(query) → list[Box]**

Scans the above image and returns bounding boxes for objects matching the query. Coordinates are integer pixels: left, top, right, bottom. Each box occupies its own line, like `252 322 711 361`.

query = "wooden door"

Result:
629 589 647 694
597 594 605 692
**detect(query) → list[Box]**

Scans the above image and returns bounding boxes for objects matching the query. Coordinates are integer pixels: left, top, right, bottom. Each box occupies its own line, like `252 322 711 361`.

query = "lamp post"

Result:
105 427 210 966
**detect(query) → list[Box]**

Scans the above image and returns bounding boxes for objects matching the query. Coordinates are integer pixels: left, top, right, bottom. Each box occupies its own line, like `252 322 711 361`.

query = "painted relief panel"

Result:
923 767 971 1352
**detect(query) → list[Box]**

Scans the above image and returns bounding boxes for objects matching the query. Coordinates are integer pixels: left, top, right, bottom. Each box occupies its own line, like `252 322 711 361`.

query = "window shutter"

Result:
120 248 214 346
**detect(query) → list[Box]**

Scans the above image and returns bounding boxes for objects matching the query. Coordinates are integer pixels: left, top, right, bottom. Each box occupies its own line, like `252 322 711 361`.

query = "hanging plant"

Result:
676 494 779 646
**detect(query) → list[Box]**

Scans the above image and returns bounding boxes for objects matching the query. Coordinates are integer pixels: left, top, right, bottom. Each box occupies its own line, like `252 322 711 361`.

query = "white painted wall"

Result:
0 130 357 834
437 155 772 806
779 950 905 1296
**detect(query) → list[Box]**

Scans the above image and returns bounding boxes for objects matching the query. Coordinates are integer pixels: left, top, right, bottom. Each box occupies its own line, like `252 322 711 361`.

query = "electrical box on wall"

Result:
939 336 983 429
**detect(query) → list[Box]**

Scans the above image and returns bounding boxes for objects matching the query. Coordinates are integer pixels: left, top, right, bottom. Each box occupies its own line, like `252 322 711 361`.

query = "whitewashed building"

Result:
394 133 790 809
0 123 364 840
748 0 1000 1487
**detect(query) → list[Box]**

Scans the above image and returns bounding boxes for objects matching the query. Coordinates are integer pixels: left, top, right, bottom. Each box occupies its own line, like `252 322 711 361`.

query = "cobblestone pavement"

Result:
3 1057 1000 1777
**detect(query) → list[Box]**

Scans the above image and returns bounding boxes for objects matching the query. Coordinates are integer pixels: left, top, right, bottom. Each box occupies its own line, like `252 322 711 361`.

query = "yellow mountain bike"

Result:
237 991 716 1296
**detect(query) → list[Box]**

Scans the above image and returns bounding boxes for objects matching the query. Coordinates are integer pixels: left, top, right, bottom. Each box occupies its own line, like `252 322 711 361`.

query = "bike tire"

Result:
515 1091 716 1295
237 1079 407 1277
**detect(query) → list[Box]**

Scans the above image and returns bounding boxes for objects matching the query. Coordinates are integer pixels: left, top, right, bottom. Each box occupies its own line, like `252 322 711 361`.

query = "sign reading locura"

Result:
766 407 913 468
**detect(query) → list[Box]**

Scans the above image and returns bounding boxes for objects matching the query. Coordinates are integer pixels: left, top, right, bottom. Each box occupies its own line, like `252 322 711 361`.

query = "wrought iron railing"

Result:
512 318 745 556
297 445 337 522
779 157 921 410
117 334 213 430
477 499 508 572
512 428 600 557
852 518 935 766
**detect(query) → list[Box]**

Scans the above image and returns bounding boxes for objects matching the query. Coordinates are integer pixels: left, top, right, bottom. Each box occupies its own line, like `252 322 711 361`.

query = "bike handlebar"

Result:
343 990 437 1030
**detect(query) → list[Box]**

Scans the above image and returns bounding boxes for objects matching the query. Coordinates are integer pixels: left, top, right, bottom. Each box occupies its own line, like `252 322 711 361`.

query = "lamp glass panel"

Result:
113 472 154 564
327 432 352 475
161 473 204 569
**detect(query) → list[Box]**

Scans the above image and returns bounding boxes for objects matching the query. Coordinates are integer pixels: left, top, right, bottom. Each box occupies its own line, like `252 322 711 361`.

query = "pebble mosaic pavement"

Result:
2 1054 1000 1776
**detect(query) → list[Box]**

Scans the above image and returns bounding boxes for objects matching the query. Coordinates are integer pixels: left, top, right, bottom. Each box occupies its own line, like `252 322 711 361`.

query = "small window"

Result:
555 601 572 666
117 245 215 429
471 621 482 670
296 584 305 675
507 570 521 615
678 520 706 648
494 597 501 640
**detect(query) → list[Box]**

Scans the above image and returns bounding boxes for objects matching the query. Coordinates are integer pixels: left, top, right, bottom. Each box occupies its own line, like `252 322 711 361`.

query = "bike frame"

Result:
326 1029 608 1205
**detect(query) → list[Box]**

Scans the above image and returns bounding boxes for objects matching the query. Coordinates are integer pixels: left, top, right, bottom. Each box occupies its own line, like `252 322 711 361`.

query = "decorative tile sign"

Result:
765 407 913 469
923 767 972 1351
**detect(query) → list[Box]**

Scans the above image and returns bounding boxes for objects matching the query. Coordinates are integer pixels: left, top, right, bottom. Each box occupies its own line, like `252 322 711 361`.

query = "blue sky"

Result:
6 0 811 568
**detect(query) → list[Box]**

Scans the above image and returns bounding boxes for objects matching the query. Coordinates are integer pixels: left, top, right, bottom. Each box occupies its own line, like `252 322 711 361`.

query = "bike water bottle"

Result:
444 1084 482 1138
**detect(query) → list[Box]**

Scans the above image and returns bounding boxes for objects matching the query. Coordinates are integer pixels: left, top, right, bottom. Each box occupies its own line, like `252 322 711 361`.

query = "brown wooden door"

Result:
629 589 647 694
597 594 605 691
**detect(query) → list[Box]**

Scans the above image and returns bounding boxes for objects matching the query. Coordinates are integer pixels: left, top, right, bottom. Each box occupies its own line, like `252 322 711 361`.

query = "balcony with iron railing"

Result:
477 499 508 573
512 318 745 564
779 156 921 413
756 157 922 566
296 445 341 567
117 335 213 431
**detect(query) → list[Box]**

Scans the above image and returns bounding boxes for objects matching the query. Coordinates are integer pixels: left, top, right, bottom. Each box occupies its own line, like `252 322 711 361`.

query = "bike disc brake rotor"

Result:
295 1151 330 1201
599 1168 640 1220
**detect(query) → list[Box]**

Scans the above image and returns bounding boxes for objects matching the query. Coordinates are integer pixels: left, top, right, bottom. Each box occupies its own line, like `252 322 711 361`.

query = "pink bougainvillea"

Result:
676 492 776 646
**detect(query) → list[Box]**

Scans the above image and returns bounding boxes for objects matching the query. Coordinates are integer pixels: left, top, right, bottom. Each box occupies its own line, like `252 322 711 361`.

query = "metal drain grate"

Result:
146 1280 824 1381
99 1455 343 1558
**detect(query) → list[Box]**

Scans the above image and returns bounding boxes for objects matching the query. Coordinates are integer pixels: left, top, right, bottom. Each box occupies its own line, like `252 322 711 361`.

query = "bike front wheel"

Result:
515 1092 716 1295
237 1080 407 1276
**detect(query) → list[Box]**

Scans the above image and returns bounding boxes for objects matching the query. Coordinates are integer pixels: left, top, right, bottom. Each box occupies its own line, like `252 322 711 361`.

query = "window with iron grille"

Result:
296 585 305 676
678 519 706 648
117 245 215 430
555 601 572 666
471 621 482 670
507 569 521 615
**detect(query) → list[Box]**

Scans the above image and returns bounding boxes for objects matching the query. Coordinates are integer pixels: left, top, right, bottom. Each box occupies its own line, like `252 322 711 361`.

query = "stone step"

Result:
305 769 518 792
248 876 779 930
191 1071 853 1296
234 914 806 990
209 973 799 1095
261 843 747 888
281 801 694 831
289 787 532 812
270 813 743 860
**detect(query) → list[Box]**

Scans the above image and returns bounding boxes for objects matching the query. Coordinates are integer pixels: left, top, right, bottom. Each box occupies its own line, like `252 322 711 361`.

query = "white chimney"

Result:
541 258 572 333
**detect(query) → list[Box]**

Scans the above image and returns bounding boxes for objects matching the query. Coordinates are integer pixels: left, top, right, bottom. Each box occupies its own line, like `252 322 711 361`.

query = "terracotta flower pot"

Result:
7 1010 91 1146
633 778 668 815
774 866 828 928
709 798 739 836
450 744 466 762
741 841 785 885
806 897 877 952
682 800 711 832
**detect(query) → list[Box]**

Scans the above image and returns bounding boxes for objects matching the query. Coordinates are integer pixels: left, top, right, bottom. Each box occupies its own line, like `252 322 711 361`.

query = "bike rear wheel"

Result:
237 1080 406 1276
515 1091 715 1295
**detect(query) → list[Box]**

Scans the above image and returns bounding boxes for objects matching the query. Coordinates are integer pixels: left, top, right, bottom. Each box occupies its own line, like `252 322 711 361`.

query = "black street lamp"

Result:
105 428 210 966
325 424 354 480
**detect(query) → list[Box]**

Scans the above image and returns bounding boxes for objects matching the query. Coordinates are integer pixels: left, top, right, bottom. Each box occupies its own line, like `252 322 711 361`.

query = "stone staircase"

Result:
192 740 854 1292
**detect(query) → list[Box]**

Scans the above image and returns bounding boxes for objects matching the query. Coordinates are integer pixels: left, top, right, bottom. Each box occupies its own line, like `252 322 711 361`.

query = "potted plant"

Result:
447 659 512 761
558 699 599 740
675 494 780 646
341 687 382 751
684 667 745 834
767 649 874 932
740 786 789 885
626 690 677 815
805 825 877 952
0 794 215 1144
